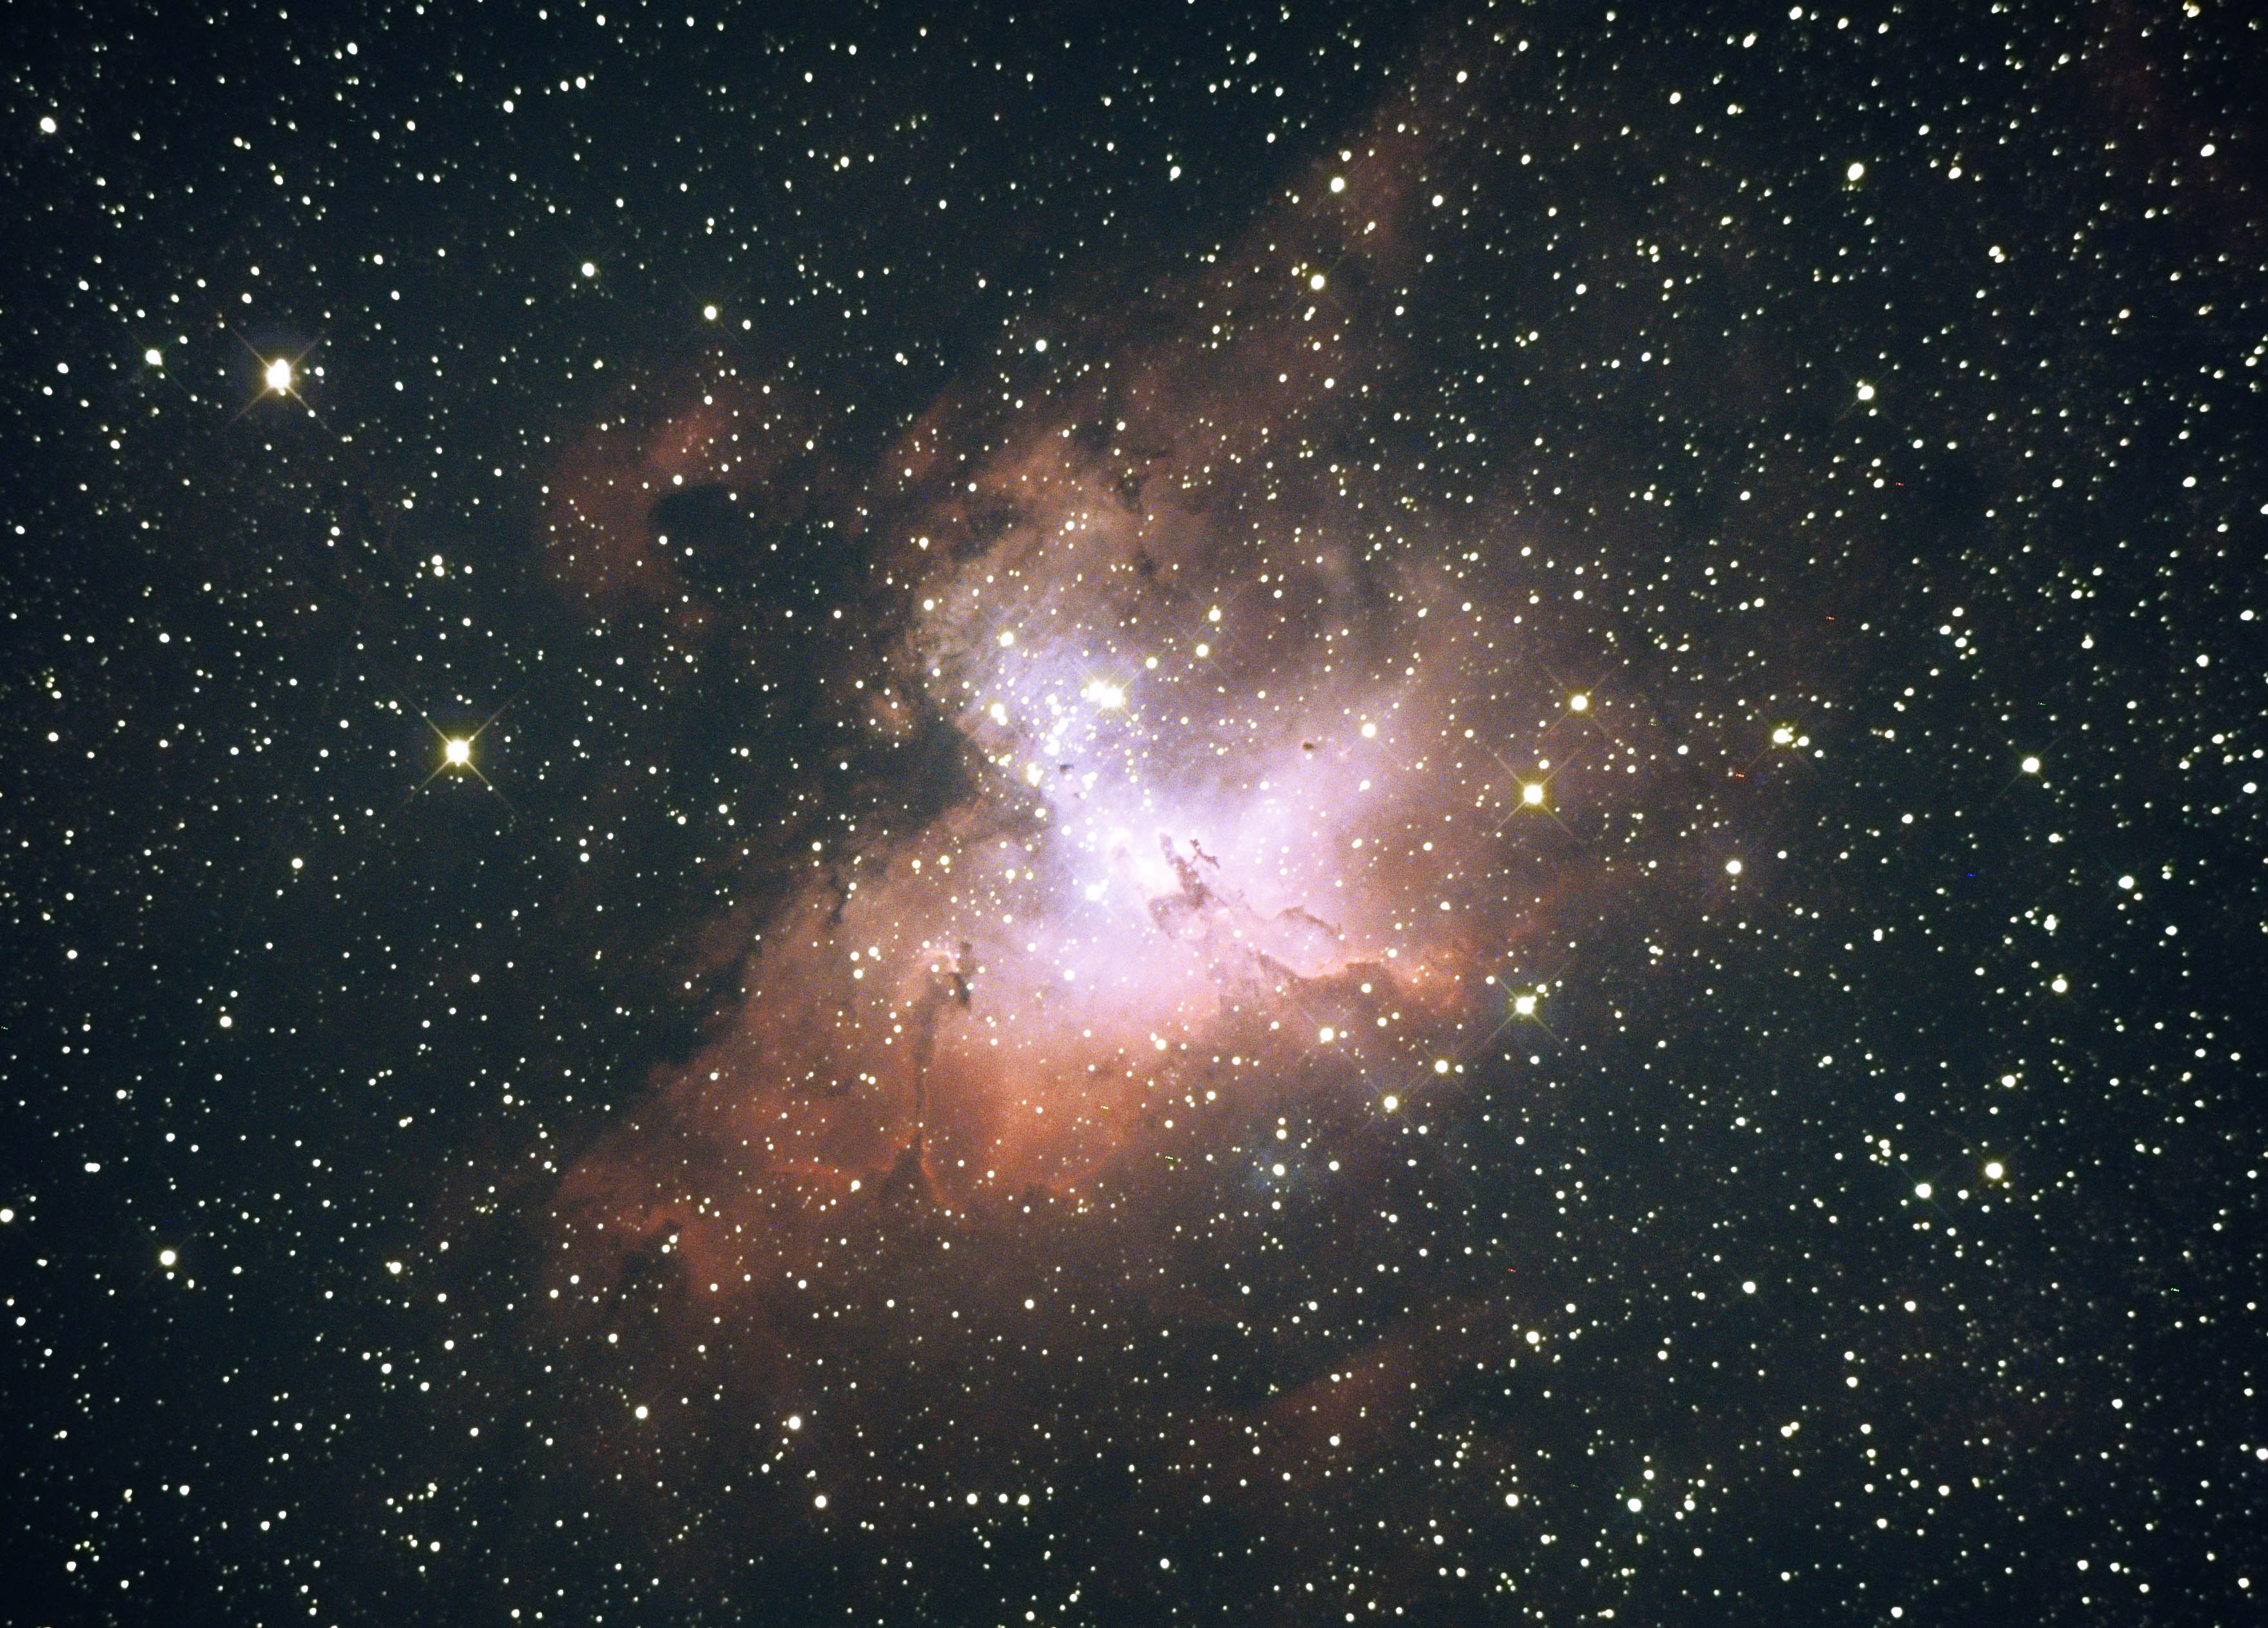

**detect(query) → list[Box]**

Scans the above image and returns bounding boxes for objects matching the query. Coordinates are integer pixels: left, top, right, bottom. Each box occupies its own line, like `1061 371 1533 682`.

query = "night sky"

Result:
5 1 2265 1623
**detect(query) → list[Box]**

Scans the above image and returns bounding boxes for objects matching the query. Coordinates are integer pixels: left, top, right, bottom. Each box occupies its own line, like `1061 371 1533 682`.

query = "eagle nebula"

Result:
18 0 2260 1618
505 38 1838 1618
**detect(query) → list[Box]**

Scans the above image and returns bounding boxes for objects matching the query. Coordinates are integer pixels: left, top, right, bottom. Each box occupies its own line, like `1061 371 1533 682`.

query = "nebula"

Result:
512 39 1794 1584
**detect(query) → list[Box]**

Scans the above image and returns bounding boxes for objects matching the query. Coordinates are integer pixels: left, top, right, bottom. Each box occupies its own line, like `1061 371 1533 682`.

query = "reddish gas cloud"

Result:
541 365 845 611
520 37 1711 1564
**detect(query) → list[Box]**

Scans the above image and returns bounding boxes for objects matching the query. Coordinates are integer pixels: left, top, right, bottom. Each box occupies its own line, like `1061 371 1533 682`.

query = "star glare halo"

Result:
407 707 517 819
226 329 330 431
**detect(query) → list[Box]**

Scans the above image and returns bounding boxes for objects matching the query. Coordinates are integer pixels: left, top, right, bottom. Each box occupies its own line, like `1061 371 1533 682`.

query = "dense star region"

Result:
3 1 2263 1625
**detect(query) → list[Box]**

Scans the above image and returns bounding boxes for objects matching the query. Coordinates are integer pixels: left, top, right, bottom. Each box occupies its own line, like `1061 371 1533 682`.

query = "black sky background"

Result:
4 1 2265 1623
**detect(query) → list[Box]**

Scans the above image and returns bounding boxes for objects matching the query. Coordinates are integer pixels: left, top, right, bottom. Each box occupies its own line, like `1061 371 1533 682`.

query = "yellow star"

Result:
414 712 513 820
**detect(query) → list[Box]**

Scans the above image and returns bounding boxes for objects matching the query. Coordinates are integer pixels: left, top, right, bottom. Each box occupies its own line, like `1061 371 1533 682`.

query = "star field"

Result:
2 2 2263 1624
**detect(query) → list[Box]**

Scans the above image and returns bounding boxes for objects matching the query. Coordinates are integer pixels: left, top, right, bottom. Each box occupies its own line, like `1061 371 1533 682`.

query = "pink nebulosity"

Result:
516 49 1732 1557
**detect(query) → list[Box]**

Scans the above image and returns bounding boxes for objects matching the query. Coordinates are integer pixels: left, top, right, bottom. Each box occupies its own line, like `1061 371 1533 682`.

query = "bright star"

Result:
265 358 295 393
410 705 518 818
